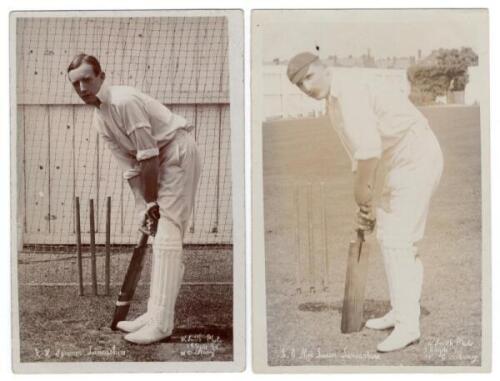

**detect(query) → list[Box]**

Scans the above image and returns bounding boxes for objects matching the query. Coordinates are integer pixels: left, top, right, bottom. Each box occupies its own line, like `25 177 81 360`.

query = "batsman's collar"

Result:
96 82 111 103
287 52 319 85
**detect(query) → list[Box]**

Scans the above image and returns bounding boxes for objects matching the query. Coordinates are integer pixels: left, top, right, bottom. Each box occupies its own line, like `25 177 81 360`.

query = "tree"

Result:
407 47 478 105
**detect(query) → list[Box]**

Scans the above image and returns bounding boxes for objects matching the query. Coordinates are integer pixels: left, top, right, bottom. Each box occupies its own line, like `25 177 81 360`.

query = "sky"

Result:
259 9 487 62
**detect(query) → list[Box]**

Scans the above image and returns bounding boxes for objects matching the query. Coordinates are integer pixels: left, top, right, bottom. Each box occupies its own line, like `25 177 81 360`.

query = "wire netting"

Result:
17 16 232 254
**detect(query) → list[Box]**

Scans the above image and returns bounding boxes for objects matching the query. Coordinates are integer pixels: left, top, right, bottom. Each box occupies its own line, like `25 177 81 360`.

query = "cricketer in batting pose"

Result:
287 52 443 352
68 54 201 345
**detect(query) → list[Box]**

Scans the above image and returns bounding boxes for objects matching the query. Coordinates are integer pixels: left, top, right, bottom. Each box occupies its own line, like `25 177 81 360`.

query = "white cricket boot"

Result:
376 325 421 352
123 322 173 345
125 219 184 345
376 246 422 352
116 310 150 333
365 310 395 330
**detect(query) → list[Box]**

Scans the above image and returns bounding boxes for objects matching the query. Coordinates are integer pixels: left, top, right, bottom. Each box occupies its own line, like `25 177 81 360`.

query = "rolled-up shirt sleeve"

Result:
337 82 382 160
129 127 160 161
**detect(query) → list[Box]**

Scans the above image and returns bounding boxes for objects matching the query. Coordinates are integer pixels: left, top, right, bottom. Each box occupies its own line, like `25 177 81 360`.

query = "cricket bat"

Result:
341 229 370 333
110 232 149 330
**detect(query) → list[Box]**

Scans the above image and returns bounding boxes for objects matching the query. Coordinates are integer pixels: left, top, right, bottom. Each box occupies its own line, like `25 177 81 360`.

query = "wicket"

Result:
75 197 84 296
294 181 331 294
74 196 113 296
89 199 97 296
105 196 111 296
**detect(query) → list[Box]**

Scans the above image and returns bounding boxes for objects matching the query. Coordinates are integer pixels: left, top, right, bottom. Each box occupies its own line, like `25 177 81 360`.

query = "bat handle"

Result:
137 231 149 248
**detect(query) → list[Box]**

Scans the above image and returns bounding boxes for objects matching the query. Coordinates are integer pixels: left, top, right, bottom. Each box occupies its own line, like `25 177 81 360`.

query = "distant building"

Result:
374 56 414 69
337 54 365 67
264 50 421 70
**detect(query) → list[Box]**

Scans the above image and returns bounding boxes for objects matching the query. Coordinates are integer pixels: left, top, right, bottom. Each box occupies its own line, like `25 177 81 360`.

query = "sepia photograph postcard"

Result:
10 9 245 373
252 9 490 372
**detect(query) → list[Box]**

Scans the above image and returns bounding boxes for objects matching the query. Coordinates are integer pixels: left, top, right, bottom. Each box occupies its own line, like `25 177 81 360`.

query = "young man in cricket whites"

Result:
287 52 443 352
68 54 201 345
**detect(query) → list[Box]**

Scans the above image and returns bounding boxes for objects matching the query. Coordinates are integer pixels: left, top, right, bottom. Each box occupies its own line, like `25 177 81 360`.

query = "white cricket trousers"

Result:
149 128 201 332
157 128 202 237
376 122 443 332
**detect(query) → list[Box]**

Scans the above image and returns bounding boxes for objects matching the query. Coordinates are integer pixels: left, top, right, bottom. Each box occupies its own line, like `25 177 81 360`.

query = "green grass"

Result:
262 106 483 366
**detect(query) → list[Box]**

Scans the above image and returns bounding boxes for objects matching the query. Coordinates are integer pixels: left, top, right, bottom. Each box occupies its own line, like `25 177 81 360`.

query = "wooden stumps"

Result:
89 199 97 296
75 197 84 296
76 197 113 296
105 196 111 296
320 182 329 291
294 182 331 295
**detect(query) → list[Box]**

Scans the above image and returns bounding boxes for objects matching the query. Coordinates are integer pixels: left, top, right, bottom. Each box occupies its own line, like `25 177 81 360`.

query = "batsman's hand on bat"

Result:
139 201 160 237
356 204 376 234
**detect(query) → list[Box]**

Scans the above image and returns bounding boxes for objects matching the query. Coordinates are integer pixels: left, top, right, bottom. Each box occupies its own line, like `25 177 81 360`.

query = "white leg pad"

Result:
382 238 395 312
376 244 423 352
365 238 396 330
149 218 184 333
383 245 421 332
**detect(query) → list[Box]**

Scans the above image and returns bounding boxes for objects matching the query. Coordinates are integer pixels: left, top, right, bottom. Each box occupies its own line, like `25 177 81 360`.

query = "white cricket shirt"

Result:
93 83 190 179
326 69 428 171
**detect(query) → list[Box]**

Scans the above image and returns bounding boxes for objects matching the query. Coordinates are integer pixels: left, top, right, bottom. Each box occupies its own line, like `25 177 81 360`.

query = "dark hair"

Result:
67 53 102 75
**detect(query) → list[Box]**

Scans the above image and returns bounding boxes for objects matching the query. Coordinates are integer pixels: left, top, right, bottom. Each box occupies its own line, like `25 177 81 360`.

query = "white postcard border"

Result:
10 8 246 373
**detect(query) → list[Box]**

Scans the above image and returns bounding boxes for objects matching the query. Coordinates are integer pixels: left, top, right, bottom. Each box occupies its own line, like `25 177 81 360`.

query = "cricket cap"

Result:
287 52 319 85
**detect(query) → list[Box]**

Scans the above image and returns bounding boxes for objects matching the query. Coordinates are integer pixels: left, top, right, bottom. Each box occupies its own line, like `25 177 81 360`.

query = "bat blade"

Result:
110 233 149 330
341 230 370 333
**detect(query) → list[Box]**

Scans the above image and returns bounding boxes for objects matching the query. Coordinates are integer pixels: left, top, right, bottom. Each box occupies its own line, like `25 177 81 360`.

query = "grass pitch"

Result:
262 106 483 366
17 246 233 363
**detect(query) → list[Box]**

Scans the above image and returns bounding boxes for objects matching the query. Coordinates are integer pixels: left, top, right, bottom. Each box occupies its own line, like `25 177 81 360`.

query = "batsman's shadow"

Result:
298 299 430 319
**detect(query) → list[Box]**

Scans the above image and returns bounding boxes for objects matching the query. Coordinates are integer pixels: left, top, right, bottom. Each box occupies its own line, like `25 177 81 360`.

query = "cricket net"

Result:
16 16 233 286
